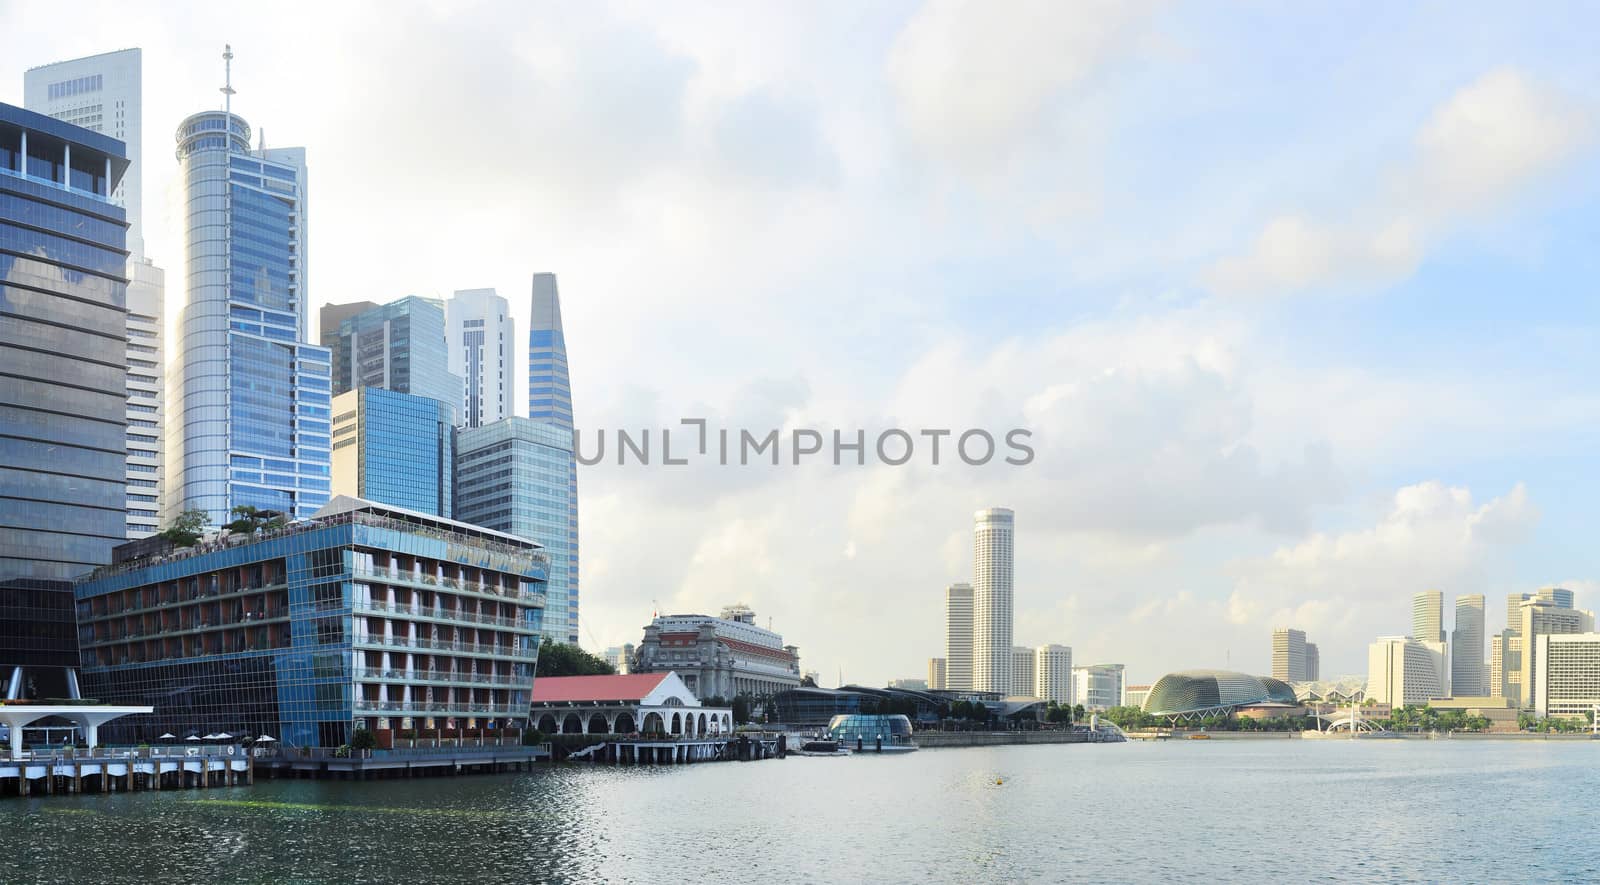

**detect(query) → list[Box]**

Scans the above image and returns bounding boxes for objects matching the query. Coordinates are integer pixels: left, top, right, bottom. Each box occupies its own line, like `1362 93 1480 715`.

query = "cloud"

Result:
1208 67 1593 298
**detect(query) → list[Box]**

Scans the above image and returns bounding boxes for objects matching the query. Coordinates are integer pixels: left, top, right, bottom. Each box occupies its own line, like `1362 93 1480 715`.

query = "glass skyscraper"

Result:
331 387 455 517
167 109 332 527
0 102 130 580
454 418 574 644
446 288 513 429
327 295 461 419
527 273 579 644
1 102 129 696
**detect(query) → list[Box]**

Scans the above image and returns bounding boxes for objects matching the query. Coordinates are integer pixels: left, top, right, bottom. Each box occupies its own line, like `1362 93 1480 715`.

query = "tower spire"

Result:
221 44 236 152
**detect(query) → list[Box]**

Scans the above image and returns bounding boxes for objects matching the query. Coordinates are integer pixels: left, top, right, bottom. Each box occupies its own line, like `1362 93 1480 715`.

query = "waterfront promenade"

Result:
1 745 251 796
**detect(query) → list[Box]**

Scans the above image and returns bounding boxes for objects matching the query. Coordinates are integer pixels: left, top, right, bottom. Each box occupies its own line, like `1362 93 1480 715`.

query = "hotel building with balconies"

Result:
73 496 546 747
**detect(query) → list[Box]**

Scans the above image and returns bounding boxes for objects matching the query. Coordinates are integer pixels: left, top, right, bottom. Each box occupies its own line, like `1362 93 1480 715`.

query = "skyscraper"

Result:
453 417 575 644
927 657 947 691
0 103 130 582
944 583 973 692
1271 627 1308 682
330 388 455 516
1368 636 1446 707
527 273 578 644
1451 595 1486 696
1489 633 1505 697
1536 586 1575 609
1034 644 1073 705
446 288 513 428
26 49 167 539
1413 590 1445 643
1305 642 1320 681
1011 646 1036 697
1516 600 1594 710
972 507 1015 695
326 296 461 417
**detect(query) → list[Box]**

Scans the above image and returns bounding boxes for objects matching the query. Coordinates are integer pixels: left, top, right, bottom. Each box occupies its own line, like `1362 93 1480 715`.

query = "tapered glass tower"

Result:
527 273 578 644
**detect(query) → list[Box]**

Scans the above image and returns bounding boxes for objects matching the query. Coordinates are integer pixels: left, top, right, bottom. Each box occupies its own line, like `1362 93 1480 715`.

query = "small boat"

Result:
1187 733 1211 740
796 737 850 757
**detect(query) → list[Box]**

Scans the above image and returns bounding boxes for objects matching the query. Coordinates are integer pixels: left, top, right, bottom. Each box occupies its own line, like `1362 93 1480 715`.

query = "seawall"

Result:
917 731 1121 748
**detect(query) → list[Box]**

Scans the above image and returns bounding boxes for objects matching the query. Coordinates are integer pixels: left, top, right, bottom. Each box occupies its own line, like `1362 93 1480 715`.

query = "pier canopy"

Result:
529 672 732 738
0 703 153 758
1143 670 1298 718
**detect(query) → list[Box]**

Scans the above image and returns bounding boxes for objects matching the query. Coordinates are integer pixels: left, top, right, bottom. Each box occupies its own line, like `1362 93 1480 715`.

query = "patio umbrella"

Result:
159 733 177 740
185 735 202 742
255 735 277 743
215 732 233 740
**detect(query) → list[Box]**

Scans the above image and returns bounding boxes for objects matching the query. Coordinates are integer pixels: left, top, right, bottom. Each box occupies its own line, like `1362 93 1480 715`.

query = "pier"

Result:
560 734 783 764
2 746 252 796
260 744 550 779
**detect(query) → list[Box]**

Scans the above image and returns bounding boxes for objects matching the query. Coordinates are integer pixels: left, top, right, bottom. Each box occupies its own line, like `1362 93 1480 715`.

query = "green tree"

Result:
226 504 285 535
1072 704 1085 723
731 695 752 725
159 509 211 547
349 728 377 751
535 642 617 677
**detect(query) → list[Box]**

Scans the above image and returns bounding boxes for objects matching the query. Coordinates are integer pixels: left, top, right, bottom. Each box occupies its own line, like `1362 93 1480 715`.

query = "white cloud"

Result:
1208 67 1593 298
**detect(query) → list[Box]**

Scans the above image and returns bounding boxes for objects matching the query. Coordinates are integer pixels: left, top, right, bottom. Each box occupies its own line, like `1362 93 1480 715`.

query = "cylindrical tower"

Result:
972 507 1015 696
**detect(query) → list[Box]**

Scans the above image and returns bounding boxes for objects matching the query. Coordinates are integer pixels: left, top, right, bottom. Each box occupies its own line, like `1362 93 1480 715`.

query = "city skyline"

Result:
3 4 1598 685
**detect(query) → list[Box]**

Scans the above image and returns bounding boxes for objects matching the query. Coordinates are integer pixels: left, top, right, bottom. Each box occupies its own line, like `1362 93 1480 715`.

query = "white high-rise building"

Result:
1011 647 1036 698
1034 644 1073 705
944 583 973 692
25 49 144 256
446 288 513 428
26 50 168 538
1517 600 1594 710
1413 590 1446 644
1072 664 1125 710
972 507 1015 695
927 657 947 691
1533 633 1600 719
1367 636 1446 707
1271 627 1309 682
1452 594 1486 696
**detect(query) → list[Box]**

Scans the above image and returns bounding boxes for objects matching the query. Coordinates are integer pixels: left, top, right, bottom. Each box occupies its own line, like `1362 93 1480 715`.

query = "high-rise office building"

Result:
326 296 461 416
1034 644 1072 705
1 103 130 695
318 300 378 348
527 273 579 644
166 90 331 527
26 49 168 540
927 657 947 691
446 288 513 428
1533 633 1600 719
24 49 143 256
454 417 576 643
1305 642 1320 681
1413 590 1445 644
330 388 455 516
972 507 1015 695
1272 627 1309 682
1367 636 1446 707
1516 600 1593 710
1536 587 1575 610
1490 633 1505 698
1011 646 1036 697
944 582 973 692
1452 594 1486 696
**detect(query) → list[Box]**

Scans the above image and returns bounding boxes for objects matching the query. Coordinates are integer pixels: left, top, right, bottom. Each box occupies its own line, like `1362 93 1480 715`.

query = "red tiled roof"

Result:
531 673 668 703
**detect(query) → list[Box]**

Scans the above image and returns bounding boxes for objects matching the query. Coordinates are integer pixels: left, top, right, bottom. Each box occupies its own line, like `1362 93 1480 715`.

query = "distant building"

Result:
1143 670 1297 719
1010 647 1036 697
1452 594 1486 696
631 605 801 700
944 583 973 692
526 272 580 647
330 388 455 516
602 643 634 674
1034 644 1073 705
1293 676 1368 705
972 508 1014 696
454 417 575 643
1305 642 1320 681
927 657 947 691
325 296 461 417
1073 663 1125 711
1489 634 1505 698
1534 633 1600 719
889 678 928 691
1271 627 1309 682
1413 590 1445 644
1367 636 1446 707
446 288 513 428
1536 587 1575 609
1124 684 1151 709
530 673 730 737
1517 601 1594 711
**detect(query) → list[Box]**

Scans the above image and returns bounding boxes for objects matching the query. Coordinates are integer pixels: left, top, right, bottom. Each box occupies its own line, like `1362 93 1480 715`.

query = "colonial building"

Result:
631 604 801 700
529 672 730 737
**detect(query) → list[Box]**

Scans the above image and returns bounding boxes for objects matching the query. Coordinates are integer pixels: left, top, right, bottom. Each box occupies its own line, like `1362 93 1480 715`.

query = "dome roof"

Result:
1143 670 1298 715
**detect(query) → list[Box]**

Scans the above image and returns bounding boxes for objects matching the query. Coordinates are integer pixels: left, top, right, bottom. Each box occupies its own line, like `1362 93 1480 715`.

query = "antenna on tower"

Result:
220 44 237 153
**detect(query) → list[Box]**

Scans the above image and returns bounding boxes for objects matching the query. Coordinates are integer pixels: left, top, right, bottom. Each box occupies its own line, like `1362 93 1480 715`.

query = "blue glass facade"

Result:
168 111 330 528
74 500 547 747
331 387 454 516
454 417 573 644
0 103 129 593
527 273 579 644
329 296 461 420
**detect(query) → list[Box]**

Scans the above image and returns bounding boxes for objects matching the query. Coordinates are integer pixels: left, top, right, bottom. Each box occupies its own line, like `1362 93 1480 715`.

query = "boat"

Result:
795 737 850 757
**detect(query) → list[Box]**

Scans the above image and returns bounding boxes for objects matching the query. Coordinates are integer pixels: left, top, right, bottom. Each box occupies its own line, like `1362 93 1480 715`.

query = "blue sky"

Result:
2 0 1596 684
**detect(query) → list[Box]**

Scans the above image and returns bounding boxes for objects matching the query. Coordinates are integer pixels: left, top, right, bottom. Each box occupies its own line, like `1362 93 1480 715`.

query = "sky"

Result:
3 0 1598 687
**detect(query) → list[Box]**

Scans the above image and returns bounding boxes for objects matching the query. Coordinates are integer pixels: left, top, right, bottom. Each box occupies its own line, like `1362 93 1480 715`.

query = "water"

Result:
5 739 1599 883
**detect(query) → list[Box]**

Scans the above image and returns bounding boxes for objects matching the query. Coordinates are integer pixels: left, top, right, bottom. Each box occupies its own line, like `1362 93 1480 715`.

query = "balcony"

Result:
352 666 533 689
351 599 537 633
353 699 526 717
353 566 545 609
352 633 538 660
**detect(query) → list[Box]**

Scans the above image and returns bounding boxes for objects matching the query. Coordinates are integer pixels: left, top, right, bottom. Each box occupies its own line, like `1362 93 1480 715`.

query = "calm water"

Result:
5 739 1599 883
